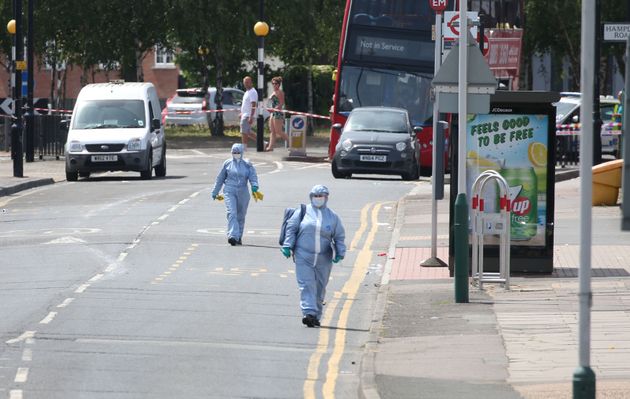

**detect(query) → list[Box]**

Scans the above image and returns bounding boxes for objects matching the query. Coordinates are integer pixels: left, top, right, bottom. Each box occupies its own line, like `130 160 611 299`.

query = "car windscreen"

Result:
554 101 578 123
345 110 408 133
72 100 146 129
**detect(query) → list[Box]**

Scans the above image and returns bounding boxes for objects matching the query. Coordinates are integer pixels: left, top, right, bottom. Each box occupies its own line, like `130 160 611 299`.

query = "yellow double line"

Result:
303 201 383 399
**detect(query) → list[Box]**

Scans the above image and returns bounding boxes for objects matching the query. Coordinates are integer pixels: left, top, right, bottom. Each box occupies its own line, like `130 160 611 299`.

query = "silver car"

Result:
162 87 244 128
331 107 421 180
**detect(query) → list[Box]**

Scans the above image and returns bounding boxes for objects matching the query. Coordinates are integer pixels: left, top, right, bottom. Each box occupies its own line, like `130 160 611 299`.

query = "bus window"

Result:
350 0 432 31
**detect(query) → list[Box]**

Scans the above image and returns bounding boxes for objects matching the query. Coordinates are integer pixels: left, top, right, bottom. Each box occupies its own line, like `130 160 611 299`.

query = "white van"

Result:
64 81 166 181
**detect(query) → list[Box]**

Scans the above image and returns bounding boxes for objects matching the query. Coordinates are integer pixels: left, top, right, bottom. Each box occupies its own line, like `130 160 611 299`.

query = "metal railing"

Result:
33 114 67 160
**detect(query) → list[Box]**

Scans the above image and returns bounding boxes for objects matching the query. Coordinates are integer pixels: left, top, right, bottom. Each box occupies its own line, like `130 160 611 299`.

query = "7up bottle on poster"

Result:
501 167 538 240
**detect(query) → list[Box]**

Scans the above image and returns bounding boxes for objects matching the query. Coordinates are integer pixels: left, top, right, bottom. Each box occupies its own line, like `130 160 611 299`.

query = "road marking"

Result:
39 312 58 324
323 203 382 397
157 214 169 221
350 202 373 251
75 283 90 293
274 161 284 170
57 298 75 308
303 202 377 399
14 368 28 383
88 273 104 282
21 349 32 362
6 331 36 345
9 390 22 399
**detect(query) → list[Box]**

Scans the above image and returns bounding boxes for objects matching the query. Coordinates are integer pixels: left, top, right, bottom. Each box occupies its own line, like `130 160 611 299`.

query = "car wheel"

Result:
155 146 167 177
331 161 347 179
141 151 153 180
66 170 78 181
79 172 90 179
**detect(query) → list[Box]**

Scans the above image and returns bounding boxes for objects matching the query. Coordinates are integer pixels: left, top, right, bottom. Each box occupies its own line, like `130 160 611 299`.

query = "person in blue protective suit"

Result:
281 185 346 327
212 143 259 246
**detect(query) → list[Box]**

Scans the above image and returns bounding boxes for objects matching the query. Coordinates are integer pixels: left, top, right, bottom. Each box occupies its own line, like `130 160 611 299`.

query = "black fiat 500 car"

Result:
331 107 421 180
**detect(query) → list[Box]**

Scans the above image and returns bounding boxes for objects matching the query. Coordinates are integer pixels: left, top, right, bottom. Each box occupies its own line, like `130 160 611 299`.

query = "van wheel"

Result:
66 170 78 181
141 152 153 180
155 146 167 177
79 172 90 179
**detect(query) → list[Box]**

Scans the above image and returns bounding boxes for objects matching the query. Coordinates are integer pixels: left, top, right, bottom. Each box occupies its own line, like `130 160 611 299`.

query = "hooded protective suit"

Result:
283 185 346 320
212 143 259 242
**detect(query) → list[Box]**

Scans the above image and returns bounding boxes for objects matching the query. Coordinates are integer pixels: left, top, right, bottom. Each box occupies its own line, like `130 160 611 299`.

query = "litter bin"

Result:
592 159 624 206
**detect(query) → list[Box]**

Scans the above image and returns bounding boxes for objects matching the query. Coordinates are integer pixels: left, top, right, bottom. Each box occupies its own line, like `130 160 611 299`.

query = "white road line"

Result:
117 252 128 262
5 331 36 345
157 214 169 221
167 205 179 212
14 368 28 383
75 283 90 293
21 349 32 362
9 390 23 399
25 338 35 345
88 273 104 282
39 312 57 324
297 163 328 170
178 198 190 205
57 298 75 308
274 161 284 170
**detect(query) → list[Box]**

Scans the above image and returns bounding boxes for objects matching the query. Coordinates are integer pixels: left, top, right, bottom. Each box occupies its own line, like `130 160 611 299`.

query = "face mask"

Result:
232 153 242 161
311 197 326 208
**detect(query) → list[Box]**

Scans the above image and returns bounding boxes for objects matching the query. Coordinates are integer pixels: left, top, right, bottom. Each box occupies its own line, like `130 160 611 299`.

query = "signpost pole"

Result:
454 1 469 303
422 1 447 268
622 36 630 231
573 1 596 397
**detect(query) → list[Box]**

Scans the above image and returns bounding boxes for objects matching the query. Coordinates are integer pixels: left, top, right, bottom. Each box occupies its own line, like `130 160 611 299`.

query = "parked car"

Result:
65 81 166 181
331 107 421 180
162 87 269 129
555 92 621 158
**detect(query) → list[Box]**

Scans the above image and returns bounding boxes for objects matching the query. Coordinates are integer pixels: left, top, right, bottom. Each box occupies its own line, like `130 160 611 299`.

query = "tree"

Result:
168 0 257 136
524 0 627 91
266 0 343 131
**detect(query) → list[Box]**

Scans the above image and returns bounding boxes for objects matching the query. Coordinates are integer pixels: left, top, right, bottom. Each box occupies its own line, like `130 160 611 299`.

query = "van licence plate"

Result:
91 155 118 162
360 155 386 162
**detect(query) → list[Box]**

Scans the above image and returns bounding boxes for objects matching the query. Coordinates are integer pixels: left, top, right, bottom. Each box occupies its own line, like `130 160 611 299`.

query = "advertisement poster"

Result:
466 113 548 246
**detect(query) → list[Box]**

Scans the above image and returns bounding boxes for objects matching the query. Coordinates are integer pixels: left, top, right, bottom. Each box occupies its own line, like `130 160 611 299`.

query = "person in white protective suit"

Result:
212 143 259 246
281 185 346 327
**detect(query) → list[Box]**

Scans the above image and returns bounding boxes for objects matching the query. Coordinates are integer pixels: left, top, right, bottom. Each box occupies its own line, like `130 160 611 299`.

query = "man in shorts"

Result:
240 76 258 148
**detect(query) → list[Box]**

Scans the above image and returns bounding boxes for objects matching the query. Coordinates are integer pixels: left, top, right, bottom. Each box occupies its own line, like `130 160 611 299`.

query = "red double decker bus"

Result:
329 0 449 169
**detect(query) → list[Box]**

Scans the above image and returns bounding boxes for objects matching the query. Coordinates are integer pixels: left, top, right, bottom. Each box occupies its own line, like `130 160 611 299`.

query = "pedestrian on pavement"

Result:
266 76 288 151
240 76 258 150
281 185 346 327
212 143 260 246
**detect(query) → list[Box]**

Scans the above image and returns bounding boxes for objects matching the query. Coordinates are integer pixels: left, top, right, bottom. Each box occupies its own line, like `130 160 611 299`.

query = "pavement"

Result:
2 144 629 398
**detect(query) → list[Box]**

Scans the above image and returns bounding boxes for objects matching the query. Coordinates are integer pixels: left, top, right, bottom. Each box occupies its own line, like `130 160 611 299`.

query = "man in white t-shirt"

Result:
240 76 258 147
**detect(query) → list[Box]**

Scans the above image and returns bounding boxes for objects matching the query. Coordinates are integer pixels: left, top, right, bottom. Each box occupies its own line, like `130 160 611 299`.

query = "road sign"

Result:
443 11 478 41
15 60 26 70
429 0 448 12
604 23 630 42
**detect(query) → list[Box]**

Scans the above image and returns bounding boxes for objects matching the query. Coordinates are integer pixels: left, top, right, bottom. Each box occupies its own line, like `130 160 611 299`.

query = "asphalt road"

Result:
0 148 416 398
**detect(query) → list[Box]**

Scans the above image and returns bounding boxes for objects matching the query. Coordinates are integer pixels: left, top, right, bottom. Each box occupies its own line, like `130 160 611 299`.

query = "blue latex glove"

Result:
252 186 259 193
281 247 291 258
212 194 217 200
332 255 344 264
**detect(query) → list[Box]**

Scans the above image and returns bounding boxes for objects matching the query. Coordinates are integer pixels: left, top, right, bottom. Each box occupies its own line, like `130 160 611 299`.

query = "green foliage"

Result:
282 65 334 118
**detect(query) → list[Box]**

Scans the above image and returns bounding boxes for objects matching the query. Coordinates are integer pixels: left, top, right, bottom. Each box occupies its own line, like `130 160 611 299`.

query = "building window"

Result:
154 45 175 69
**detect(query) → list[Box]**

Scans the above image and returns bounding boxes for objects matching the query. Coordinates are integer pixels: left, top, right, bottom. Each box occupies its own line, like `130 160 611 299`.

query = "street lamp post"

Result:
253 0 269 152
25 0 34 162
8 0 24 177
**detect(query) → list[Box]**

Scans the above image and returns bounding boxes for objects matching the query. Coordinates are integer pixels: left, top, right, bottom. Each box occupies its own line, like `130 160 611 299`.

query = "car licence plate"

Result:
360 155 386 162
91 155 118 162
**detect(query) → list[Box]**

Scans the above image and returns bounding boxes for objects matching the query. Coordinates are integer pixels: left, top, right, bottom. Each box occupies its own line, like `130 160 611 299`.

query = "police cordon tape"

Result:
32 106 332 120
556 122 623 136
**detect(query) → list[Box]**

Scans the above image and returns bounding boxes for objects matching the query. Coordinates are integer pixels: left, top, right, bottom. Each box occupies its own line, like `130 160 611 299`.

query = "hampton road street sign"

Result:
604 23 630 42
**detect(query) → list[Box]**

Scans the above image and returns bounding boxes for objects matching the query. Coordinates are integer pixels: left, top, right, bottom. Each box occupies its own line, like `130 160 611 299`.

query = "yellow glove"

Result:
252 191 264 202
216 194 224 201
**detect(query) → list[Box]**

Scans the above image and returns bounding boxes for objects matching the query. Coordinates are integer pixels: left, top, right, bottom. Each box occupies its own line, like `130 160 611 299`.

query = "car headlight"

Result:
396 142 407 152
341 139 353 151
127 138 142 151
68 141 83 152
